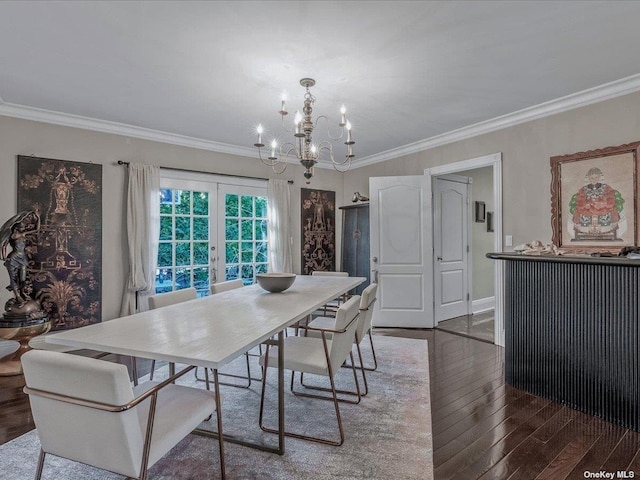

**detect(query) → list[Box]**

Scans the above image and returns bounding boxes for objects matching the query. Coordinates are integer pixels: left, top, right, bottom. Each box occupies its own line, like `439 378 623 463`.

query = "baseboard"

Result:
472 296 495 314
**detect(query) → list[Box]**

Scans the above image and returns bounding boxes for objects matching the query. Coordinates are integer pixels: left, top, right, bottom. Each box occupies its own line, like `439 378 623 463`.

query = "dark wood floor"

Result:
3 330 640 479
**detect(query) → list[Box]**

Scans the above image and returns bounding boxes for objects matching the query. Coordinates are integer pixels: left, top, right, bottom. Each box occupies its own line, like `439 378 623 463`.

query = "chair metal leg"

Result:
260 334 346 446
149 359 156 381
354 341 369 395
131 356 138 386
362 329 378 371
296 351 363 403
138 391 158 480
35 449 46 480
195 350 259 388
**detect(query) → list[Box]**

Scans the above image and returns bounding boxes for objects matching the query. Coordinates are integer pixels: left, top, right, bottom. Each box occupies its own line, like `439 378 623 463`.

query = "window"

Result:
154 173 268 296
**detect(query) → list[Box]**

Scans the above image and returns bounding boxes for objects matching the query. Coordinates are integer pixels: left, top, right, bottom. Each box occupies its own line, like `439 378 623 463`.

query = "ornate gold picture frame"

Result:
551 141 640 253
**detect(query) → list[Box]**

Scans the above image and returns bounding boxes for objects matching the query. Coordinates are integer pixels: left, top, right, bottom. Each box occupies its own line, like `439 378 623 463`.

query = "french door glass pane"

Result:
193 191 209 215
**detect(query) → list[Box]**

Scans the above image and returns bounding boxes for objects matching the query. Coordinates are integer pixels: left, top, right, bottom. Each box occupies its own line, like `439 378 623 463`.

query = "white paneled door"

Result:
370 175 433 328
433 176 470 323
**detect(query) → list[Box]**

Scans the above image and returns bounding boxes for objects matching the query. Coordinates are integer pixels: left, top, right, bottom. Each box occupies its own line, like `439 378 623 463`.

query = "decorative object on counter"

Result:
351 192 369 203
301 188 336 274
513 240 564 255
618 246 640 259
474 201 486 222
255 273 296 293
254 78 355 184
17 155 102 330
551 141 640 254
0 210 50 376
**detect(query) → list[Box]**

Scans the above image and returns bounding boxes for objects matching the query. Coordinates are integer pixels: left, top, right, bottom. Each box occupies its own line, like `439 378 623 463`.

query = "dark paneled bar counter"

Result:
488 253 640 430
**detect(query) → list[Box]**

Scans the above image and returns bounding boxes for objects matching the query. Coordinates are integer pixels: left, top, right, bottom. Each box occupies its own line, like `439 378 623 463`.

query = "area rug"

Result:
0 335 432 480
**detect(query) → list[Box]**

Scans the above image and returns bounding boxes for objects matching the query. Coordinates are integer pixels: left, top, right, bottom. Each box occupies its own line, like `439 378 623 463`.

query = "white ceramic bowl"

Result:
256 273 296 293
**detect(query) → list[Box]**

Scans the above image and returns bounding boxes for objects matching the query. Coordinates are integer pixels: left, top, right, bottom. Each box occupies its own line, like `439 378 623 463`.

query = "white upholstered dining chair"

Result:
258 295 361 446
208 279 255 387
22 350 217 480
28 324 140 385
310 271 349 277
306 283 378 395
311 271 350 315
147 287 198 381
210 278 244 294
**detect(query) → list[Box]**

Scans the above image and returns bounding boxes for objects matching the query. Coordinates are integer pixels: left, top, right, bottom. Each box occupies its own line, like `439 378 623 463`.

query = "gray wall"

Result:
464 166 494 301
0 116 344 321
344 90 640 255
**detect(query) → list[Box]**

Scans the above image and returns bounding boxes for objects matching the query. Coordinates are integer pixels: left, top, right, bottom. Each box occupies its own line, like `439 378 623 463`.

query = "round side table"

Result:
0 318 51 376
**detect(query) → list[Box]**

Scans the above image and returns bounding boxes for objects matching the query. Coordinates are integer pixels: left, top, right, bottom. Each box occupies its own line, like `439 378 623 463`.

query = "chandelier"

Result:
254 78 354 184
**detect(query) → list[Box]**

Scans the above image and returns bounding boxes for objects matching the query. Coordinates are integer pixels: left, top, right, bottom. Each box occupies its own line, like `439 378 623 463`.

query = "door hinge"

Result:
467 293 470 301
467 245 470 253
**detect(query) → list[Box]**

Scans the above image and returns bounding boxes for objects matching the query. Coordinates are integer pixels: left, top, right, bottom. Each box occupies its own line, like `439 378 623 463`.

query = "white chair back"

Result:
328 295 361 374
312 271 349 277
210 279 244 294
148 287 197 309
356 283 378 344
22 350 144 478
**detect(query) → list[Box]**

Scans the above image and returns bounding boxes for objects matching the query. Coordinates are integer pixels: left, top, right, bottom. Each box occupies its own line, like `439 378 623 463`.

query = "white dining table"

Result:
46 274 365 479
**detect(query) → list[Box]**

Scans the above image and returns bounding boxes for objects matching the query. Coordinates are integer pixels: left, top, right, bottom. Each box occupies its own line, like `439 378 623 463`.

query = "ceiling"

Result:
2 1 640 167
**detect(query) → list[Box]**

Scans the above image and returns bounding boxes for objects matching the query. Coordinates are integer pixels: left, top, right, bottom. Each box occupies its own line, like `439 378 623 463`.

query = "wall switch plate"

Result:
505 235 513 247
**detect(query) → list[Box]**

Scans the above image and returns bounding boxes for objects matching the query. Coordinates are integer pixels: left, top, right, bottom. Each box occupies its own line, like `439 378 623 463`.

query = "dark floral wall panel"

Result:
17 156 102 330
301 188 335 274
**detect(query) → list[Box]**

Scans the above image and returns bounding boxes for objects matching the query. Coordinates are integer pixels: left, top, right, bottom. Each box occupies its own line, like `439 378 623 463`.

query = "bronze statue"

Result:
0 211 45 320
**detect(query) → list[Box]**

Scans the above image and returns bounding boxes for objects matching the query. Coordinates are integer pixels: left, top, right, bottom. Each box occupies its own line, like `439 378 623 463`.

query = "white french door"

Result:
157 177 218 296
156 172 267 296
217 184 269 286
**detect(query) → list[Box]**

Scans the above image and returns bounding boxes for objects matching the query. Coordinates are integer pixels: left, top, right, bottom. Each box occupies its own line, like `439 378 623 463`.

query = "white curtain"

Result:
120 164 160 315
267 179 293 273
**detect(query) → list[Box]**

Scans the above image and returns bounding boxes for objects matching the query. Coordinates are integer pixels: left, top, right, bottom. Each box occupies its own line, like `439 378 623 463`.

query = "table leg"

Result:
277 330 285 453
192 331 286 463
213 369 226 479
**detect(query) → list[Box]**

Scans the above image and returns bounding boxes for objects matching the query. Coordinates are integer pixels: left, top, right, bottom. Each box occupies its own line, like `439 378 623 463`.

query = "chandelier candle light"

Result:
254 78 355 184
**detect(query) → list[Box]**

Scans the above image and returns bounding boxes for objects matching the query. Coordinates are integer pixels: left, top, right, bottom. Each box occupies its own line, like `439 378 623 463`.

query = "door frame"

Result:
432 174 473 324
425 152 504 346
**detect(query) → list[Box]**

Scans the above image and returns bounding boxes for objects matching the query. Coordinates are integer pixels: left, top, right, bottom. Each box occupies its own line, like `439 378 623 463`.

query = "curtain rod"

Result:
117 160 294 184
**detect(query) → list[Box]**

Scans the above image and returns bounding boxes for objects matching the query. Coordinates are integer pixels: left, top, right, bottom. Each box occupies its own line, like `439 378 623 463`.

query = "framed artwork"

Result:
17 155 102 330
301 188 336 274
550 141 640 253
486 211 494 232
475 201 486 223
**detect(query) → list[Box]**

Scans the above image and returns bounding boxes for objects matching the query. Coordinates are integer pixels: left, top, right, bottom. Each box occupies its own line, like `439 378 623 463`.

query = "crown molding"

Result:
352 73 640 169
3 73 640 168
0 102 257 158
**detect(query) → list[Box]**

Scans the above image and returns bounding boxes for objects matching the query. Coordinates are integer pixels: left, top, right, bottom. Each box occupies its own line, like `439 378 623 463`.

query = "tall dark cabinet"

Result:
340 203 370 295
